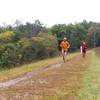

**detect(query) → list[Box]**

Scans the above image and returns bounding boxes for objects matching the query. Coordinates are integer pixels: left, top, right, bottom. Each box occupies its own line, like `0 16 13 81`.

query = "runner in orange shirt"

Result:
60 37 70 62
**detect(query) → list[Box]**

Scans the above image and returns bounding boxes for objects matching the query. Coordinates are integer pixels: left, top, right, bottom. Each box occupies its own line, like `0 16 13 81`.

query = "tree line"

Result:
0 20 100 68
51 20 100 51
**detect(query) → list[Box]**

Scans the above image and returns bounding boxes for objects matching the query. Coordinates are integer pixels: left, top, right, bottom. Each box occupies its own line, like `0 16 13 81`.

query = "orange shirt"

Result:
60 41 70 49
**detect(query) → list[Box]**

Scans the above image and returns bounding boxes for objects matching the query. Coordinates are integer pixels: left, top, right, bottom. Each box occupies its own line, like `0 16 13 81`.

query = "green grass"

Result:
0 52 78 82
77 50 100 100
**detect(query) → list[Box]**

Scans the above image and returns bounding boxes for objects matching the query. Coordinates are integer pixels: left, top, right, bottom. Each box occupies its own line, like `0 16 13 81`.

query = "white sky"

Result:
0 0 100 26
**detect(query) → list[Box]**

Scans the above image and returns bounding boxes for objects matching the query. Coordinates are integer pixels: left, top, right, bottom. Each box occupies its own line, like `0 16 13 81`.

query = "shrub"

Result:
0 31 15 43
0 32 58 68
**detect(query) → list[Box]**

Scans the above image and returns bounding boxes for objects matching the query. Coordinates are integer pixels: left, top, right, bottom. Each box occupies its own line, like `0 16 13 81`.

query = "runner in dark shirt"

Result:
80 41 87 58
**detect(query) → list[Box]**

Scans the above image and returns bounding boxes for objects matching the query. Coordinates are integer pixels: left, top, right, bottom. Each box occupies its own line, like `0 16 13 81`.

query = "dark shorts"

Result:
82 49 86 53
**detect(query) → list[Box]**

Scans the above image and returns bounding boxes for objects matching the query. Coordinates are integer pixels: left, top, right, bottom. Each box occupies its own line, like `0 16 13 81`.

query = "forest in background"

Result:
0 20 100 68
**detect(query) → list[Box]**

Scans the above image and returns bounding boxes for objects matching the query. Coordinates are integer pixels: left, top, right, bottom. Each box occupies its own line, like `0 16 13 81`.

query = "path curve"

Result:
0 63 63 90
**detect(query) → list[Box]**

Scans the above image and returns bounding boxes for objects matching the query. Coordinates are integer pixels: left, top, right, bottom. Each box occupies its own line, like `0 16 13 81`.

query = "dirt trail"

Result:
0 54 89 100
0 63 62 90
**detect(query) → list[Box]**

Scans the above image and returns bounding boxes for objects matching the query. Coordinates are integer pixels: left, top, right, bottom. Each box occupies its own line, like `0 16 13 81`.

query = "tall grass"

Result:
77 50 100 100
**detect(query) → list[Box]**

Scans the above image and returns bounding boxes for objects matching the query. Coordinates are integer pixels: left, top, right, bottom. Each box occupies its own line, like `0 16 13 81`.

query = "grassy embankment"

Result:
77 49 100 100
0 52 78 82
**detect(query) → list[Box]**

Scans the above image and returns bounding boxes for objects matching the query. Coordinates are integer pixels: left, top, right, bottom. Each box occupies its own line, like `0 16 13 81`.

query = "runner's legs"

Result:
62 49 68 62
82 49 86 58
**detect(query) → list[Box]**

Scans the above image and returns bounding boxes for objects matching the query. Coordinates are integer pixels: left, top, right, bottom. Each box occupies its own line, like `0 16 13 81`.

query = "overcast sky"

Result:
0 0 100 26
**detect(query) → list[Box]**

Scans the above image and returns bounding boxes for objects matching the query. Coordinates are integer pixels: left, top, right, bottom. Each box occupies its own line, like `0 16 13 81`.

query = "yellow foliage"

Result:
18 38 32 48
0 31 15 42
